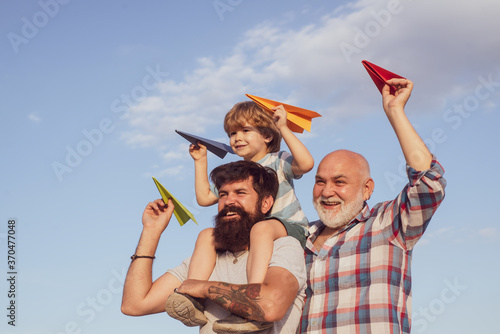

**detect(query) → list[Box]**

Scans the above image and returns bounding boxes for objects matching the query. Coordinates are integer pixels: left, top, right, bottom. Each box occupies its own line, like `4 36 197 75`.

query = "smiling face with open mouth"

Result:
313 193 364 229
217 176 270 221
313 150 374 230
222 208 240 221
213 204 263 253
213 177 270 252
217 205 252 226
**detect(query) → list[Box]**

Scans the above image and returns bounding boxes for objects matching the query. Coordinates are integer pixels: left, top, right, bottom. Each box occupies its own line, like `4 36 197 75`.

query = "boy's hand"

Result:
142 198 174 234
272 105 288 131
382 78 413 113
189 142 208 161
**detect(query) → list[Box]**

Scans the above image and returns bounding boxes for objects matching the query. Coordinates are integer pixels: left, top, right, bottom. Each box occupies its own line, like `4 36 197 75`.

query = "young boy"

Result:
188 101 313 285
168 101 313 332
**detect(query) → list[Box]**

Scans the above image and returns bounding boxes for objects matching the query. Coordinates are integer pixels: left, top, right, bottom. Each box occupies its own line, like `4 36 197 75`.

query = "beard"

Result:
212 205 265 253
313 191 365 229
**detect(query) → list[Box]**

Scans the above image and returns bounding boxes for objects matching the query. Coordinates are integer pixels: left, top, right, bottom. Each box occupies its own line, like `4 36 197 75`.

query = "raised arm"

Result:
382 78 432 171
273 105 314 176
177 266 299 322
121 199 182 316
189 142 218 206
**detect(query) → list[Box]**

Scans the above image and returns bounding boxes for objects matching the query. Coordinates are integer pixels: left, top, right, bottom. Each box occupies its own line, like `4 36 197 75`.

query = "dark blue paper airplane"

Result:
175 130 234 159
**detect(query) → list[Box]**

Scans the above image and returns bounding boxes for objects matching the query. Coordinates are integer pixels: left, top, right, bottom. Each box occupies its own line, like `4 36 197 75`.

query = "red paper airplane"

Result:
362 60 405 95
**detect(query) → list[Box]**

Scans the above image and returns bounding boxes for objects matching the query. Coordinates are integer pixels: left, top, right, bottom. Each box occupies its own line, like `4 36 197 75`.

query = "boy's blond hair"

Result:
223 101 281 153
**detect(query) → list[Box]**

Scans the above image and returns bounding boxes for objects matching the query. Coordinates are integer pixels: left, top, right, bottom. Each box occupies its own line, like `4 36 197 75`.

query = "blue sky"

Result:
1 0 499 333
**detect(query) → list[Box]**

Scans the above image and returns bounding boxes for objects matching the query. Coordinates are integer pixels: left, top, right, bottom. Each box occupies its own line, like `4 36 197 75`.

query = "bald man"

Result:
300 79 446 334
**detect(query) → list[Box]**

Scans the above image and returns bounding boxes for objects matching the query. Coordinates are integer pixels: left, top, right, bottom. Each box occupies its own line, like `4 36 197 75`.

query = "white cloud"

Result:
156 165 186 178
416 227 454 248
161 143 189 161
142 163 187 180
423 226 500 244
120 0 500 164
427 227 455 238
478 227 499 241
417 238 430 247
28 112 41 122
119 130 157 148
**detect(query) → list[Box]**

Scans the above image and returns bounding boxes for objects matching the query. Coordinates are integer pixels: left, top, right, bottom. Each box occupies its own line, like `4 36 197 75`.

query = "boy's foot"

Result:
165 291 208 327
213 314 273 333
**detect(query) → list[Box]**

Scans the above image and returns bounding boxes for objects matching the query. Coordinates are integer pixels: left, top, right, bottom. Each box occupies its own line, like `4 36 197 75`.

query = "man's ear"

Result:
260 195 274 214
363 178 375 201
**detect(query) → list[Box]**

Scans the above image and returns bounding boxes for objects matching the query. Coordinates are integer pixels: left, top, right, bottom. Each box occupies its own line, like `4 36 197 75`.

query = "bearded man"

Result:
121 161 306 334
300 78 446 333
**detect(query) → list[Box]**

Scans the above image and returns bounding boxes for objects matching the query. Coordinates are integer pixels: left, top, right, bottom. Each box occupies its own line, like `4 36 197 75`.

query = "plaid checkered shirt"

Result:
300 157 446 334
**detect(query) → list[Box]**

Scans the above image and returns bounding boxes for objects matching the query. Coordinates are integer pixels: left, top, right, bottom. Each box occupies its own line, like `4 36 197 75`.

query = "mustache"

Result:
213 205 255 253
317 196 343 205
216 205 248 219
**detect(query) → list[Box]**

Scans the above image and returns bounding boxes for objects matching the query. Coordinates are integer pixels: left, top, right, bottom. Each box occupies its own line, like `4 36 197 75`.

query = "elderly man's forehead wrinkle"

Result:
318 150 370 180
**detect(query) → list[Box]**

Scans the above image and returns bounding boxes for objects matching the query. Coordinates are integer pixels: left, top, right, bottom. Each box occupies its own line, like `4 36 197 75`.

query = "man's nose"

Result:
321 182 336 197
224 193 237 205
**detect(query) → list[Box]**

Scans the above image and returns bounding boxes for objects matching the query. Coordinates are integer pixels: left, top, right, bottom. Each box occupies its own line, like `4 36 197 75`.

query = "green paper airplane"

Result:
152 177 198 226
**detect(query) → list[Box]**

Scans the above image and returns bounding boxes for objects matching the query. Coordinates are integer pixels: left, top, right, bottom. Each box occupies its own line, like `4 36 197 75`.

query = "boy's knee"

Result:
251 221 273 236
197 228 214 242
250 219 286 239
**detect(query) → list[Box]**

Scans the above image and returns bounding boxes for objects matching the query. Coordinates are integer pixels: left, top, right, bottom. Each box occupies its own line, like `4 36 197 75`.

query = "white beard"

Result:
313 192 365 229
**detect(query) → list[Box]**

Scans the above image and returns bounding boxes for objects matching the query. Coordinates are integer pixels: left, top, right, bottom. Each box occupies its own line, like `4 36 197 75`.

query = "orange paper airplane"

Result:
362 60 405 95
245 94 321 133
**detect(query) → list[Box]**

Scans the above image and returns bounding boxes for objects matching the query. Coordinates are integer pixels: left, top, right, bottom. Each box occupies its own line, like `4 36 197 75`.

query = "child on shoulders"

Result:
188 100 313 283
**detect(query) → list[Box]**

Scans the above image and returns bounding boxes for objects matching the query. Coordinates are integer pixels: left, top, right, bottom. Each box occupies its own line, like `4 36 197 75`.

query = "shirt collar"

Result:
357 202 371 222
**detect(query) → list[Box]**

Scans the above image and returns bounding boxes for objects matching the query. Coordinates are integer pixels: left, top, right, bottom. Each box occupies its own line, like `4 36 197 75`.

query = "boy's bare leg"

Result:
168 223 281 332
168 228 217 326
247 219 287 283
187 228 217 279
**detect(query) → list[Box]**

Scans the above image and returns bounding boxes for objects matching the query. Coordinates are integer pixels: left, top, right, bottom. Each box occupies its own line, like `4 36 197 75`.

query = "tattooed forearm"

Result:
208 283 265 320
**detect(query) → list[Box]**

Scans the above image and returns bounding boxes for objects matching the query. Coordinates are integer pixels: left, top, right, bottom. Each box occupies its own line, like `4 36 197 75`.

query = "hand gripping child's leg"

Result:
213 219 287 333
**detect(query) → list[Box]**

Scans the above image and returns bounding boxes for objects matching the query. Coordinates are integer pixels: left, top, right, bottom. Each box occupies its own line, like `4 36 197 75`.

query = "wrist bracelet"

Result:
130 254 156 262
